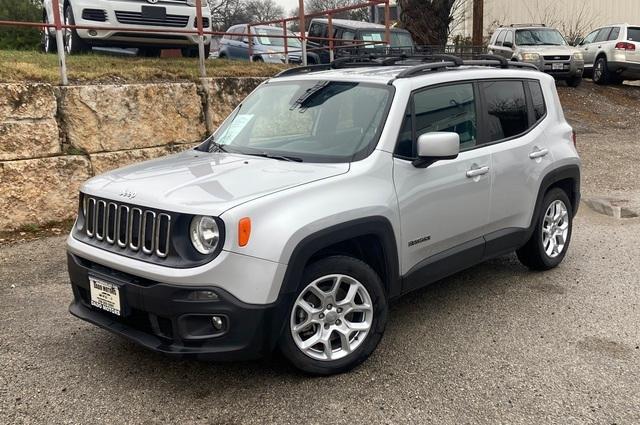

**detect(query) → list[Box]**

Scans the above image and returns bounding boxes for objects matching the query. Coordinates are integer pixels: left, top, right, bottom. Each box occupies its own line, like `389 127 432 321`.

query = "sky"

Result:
276 0 304 16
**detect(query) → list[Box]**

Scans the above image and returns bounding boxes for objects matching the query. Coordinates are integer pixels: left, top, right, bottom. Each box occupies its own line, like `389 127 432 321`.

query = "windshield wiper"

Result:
207 139 228 153
247 152 304 162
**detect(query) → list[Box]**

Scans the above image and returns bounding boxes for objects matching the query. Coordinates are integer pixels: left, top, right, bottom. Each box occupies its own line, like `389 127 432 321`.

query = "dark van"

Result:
306 18 414 63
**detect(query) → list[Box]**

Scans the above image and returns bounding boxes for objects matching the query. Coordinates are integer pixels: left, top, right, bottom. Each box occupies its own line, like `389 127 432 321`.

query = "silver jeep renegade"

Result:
67 55 581 375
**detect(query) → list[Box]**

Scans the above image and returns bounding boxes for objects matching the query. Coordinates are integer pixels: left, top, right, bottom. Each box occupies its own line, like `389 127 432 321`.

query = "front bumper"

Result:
540 60 583 79
68 253 291 360
70 0 211 47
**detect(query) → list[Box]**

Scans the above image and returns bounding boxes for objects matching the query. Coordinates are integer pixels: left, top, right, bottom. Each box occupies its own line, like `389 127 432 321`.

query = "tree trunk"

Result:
398 0 457 46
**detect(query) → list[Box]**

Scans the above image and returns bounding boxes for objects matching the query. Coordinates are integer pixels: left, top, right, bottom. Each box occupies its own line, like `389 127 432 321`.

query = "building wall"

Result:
454 0 640 39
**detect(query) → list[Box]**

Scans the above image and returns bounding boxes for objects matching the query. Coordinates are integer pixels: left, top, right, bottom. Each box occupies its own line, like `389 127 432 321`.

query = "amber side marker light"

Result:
238 217 251 247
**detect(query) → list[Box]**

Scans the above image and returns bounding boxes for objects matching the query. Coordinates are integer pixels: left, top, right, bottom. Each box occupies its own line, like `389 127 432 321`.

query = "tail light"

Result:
615 42 636 51
572 130 577 148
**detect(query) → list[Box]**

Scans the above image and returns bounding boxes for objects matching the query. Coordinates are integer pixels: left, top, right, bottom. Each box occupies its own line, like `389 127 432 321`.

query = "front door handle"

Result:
466 165 490 178
529 147 549 159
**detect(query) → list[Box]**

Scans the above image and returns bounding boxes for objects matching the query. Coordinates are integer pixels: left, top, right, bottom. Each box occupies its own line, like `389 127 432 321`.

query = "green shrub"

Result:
0 0 43 50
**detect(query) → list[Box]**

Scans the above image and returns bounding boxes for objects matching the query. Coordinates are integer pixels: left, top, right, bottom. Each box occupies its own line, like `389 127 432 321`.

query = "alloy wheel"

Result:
290 274 373 361
64 9 72 54
542 200 569 258
594 60 604 82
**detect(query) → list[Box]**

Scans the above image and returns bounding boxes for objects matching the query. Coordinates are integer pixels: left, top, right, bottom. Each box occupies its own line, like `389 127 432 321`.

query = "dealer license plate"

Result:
552 63 564 70
89 277 121 316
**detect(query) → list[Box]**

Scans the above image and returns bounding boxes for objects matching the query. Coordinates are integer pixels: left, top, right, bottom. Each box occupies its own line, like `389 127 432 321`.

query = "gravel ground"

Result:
1 80 640 424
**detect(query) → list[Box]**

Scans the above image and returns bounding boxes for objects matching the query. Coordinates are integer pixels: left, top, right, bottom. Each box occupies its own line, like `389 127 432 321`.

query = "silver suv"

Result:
66 55 581 375
576 24 640 84
489 24 584 87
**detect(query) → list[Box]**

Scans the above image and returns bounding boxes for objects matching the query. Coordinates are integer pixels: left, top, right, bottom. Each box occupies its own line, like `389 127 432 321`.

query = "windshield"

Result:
203 80 393 163
255 27 301 48
360 31 413 48
516 29 566 46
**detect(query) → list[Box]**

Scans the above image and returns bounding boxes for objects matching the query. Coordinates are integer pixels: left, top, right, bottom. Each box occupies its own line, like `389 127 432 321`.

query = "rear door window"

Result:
608 27 621 41
479 81 529 143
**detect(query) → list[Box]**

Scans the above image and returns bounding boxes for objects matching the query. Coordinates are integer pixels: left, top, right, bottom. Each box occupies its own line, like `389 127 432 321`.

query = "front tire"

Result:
40 12 57 53
517 188 573 271
279 256 388 375
566 76 582 87
64 5 90 54
593 56 611 85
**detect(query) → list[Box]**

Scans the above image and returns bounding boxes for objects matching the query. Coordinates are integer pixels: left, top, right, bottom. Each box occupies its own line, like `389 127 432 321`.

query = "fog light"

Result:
89 30 98 36
211 315 224 330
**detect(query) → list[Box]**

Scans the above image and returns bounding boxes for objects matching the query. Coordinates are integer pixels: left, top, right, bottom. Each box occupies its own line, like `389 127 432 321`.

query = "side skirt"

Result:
400 228 528 296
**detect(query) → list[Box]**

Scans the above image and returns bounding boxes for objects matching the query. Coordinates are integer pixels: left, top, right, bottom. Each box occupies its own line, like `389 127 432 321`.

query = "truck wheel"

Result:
517 188 573 271
181 44 210 58
64 4 90 54
279 256 388 375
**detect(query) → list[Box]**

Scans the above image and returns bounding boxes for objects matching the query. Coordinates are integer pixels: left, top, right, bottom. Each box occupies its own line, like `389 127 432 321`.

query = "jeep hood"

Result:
81 150 349 215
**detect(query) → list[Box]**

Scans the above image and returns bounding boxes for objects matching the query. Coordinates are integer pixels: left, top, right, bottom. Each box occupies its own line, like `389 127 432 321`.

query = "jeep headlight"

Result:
519 52 541 62
572 52 584 61
190 216 220 254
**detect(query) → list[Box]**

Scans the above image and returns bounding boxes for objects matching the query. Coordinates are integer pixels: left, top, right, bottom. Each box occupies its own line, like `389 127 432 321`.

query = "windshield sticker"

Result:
256 30 272 45
218 114 254 144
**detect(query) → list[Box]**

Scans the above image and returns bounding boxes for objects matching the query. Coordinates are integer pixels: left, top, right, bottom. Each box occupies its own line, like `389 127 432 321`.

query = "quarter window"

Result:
479 81 528 142
504 30 514 46
496 30 506 46
528 81 546 121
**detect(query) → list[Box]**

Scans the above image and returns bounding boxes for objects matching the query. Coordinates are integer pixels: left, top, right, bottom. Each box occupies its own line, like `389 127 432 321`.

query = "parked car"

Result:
575 23 640 84
488 24 584 87
41 0 212 57
306 18 415 63
218 24 303 64
66 55 580 375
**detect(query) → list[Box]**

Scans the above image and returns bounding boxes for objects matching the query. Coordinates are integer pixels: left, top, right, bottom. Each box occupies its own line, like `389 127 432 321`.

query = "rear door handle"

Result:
466 166 490 178
529 147 549 159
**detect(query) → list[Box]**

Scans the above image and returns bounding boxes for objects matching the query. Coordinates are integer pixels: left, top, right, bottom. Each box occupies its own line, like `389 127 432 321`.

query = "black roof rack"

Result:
274 53 539 79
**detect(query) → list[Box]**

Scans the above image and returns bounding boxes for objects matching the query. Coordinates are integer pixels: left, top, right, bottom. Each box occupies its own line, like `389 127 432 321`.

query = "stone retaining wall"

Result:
0 78 264 232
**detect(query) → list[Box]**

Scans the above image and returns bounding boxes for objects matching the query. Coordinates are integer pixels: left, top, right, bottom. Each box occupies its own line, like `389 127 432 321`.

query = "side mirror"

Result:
413 132 460 168
502 41 514 49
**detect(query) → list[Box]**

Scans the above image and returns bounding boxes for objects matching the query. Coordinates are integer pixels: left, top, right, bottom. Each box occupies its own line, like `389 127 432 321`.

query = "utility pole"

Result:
472 0 484 47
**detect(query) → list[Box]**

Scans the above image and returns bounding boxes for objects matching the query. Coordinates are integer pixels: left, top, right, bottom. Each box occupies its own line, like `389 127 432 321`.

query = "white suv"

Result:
66 55 581 375
41 0 212 57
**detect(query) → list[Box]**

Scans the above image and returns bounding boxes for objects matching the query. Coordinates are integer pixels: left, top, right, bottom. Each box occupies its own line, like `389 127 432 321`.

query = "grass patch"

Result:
0 50 289 84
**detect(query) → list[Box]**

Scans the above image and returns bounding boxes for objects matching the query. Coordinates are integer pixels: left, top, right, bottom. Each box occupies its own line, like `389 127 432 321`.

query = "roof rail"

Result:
275 64 331 77
395 61 459 78
509 23 546 28
275 53 540 79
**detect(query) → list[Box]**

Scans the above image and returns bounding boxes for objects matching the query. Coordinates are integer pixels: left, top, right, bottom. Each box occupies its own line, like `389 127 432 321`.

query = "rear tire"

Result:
279 256 388 375
517 188 573 271
139 47 162 58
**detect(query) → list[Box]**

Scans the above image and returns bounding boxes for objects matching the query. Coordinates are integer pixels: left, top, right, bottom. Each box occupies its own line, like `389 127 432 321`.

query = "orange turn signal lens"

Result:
238 217 251 247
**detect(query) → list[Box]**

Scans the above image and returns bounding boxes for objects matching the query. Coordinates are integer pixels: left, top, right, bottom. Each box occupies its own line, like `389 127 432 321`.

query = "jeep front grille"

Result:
83 196 171 258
